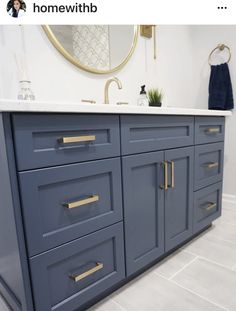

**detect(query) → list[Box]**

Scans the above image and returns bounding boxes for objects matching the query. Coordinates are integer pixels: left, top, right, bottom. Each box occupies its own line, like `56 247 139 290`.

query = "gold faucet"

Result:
104 77 122 104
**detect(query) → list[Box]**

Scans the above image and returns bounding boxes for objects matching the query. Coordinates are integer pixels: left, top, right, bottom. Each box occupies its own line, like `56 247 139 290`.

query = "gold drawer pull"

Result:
204 162 219 169
59 135 96 144
202 202 217 211
70 262 104 282
64 195 99 209
160 161 168 190
205 128 220 134
168 161 175 188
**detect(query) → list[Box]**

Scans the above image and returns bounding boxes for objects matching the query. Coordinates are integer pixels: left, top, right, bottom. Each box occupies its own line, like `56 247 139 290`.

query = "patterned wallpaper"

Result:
72 25 110 70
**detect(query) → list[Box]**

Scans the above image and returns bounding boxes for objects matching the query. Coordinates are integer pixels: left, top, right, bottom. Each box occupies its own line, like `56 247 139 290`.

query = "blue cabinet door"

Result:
165 147 194 251
122 151 165 276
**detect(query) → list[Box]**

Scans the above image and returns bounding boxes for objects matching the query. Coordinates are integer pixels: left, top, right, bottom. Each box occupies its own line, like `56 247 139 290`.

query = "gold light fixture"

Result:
140 25 153 38
140 25 157 60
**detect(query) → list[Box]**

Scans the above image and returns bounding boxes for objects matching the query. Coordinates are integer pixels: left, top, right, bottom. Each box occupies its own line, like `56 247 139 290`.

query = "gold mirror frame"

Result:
42 25 139 74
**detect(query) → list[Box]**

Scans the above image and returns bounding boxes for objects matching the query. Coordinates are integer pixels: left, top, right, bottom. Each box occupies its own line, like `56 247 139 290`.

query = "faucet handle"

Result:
81 99 96 104
116 102 129 105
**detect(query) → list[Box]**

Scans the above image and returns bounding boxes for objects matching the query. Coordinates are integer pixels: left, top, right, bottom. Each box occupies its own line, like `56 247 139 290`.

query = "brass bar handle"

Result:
205 128 220 134
59 135 96 144
165 161 175 189
170 161 175 188
160 161 168 190
204 162 219 169
202 202 217 211
64 195 99 209
165 161 168 190
70 262 103 282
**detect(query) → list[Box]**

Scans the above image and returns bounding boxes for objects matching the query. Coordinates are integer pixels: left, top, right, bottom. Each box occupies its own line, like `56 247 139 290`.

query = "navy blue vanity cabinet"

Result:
0 112 226 311
122 151 165 276
165 147 194 251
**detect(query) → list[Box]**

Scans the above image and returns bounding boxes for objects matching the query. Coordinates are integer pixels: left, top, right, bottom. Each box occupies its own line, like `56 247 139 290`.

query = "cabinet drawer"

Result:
12 114 120 170
195 117 225 145
193 183 222 233
30 223 125 311
194 142 224 190
120 115 194 155
19 158 123 256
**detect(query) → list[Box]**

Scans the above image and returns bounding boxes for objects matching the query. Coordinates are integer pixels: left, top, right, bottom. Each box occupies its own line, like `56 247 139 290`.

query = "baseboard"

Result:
223 193 236 204
0 276 21 311
223 193 236 210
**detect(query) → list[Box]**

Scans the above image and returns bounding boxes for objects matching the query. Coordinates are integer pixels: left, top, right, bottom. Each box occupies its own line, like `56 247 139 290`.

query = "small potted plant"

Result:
147 88 163 107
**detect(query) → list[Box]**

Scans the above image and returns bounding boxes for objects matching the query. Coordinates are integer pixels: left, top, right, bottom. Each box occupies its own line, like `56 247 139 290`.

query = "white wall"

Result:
0 25 194 107
189 26 236 197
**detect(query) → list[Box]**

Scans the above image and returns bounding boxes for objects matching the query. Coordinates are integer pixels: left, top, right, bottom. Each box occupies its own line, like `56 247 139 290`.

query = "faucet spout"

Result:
104 77 122 104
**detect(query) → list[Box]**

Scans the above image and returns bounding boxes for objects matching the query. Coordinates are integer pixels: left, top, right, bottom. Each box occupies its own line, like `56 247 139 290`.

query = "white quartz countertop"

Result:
0 99 232 116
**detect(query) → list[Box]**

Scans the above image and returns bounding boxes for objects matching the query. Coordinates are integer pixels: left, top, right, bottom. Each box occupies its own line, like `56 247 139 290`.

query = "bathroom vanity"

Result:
0 100 231 311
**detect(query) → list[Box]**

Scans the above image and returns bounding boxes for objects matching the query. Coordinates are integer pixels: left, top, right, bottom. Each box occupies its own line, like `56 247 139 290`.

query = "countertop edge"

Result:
0 100 232 116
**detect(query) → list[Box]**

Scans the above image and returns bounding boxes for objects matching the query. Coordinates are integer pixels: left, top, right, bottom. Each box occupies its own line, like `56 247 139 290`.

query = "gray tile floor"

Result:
0 201 235 311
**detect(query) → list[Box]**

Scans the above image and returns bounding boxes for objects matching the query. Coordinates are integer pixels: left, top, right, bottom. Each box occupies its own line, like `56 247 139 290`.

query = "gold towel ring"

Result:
208 44 231 65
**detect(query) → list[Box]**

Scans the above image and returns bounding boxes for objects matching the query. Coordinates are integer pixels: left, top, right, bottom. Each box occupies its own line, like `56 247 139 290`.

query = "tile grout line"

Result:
206 234 236 246
206 229 236 245
152 254 199 281
168 256 199 280
153 273 229 311
111 299 128 311
185 227 236 246
170 278 229 311
200 257 236 271
153 270 170 280
182 249 236 271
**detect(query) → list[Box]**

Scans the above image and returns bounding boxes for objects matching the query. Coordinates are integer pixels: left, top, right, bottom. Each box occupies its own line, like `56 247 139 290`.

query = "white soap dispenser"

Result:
137 85 149 106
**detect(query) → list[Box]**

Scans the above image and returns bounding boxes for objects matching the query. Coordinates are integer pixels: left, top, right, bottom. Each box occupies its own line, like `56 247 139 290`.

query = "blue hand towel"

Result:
208 63 234 110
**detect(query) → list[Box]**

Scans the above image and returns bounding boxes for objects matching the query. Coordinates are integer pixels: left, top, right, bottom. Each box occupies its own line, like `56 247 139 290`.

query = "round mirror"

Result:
43 25 138 74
